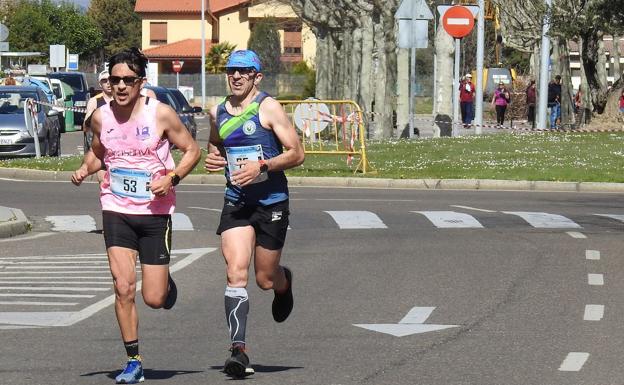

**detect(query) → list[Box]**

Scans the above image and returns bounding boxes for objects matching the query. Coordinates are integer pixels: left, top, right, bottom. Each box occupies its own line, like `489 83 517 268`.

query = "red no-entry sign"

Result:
172 60 184 73
442 5 474 39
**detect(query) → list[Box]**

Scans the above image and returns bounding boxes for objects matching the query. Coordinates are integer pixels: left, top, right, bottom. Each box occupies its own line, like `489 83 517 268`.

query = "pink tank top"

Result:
99 97 176 215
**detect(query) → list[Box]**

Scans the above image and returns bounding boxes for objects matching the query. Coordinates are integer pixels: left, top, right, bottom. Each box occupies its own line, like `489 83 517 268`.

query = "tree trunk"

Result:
433 23 454 137
613 35 622 84
581 31 608 113
557 39 575 127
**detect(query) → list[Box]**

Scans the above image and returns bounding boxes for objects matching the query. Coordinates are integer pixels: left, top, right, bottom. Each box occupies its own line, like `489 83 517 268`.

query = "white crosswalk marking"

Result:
414 211 484 228
503 212 581 228
0 248 215 328
45 215 96 232
172 213 194 231
324 211 387 229
594 214 624 223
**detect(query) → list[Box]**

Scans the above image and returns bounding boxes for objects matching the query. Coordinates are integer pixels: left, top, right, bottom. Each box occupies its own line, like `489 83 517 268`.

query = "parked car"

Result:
0 86 61 157
168 87 202 137
145 85 198 139
48 72 89 126
49 78 75 132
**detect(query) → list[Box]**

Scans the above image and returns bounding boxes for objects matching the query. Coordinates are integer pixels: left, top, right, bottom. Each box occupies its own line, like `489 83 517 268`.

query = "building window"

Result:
150 22 167 45
282 22 302 61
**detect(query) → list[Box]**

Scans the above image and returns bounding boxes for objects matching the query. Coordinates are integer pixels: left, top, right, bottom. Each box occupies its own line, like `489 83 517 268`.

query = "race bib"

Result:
109 168 153 200
225 144 268 184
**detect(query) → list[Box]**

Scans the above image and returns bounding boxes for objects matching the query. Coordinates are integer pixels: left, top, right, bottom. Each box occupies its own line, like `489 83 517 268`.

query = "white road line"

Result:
172 213 194 231
188 206 222 212
559 352 590 371
587 274 604 286
0 261 109 265
0 271 108 275
583 305 604 321
0 277 110 280
324 211 388 229
0 293 94 298
0 301 78 306
586 250 601 260
316 198 418 202
0 254 107 260
503 212 581 228
594 214 624 223
414 211 484 228
45 215 97 232
450 205 496 213
0 232 54 243
0 281 110 285
567 231 587 239
4 266 110 270
0 286 110 292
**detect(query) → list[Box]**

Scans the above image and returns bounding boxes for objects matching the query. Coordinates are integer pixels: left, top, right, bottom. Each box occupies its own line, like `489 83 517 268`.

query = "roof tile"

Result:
135 0 248 14
143 39 212 59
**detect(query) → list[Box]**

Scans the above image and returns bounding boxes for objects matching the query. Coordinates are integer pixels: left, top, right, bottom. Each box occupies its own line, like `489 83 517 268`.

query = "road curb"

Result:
0 206 31 238
1 167 624 192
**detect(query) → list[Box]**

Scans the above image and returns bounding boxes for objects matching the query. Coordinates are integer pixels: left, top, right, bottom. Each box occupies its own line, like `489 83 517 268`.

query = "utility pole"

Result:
474 0 485 134
536 0 552 129
201 0 206 109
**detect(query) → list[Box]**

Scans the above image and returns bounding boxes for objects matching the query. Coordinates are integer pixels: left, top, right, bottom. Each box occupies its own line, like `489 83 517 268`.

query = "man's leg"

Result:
221 226 255 378
108 246 145 384
108 246 139 345
141 264 169 308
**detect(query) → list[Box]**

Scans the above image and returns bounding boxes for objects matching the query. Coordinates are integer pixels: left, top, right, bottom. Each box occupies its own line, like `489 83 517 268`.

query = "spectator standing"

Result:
547 75 562 129
525 80 536 129
491 81 510 128
459 73 476 128
619 89 624 114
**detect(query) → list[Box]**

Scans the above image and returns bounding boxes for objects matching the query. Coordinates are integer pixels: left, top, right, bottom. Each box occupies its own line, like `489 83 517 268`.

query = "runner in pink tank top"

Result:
70 48 200 384
99 96 175 215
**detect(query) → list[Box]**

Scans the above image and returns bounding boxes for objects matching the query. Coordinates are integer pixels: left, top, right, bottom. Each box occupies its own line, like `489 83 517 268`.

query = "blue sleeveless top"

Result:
217 92 288 205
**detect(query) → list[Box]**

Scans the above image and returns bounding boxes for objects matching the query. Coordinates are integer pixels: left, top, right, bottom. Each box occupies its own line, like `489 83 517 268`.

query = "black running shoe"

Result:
272 267 293 323
224 345 249 379
163 273 177 310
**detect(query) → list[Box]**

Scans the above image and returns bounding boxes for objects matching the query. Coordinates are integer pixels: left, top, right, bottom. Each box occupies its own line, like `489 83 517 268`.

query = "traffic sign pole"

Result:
453 38 461 137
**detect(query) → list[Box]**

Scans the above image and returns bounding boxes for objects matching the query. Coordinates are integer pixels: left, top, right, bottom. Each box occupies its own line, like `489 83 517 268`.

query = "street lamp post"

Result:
201 0 206 109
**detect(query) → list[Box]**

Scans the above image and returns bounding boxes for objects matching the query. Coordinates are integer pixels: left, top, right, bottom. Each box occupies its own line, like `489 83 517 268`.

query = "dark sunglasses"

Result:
225 67 256 77
109 76 142 85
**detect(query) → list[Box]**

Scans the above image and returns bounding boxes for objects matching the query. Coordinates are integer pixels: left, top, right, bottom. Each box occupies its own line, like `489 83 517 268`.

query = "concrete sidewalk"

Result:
0 205 30 239
1 167 624 238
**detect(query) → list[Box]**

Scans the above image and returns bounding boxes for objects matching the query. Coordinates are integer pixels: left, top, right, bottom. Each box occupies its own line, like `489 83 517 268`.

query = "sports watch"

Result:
167 171 181 186
258 159 269 173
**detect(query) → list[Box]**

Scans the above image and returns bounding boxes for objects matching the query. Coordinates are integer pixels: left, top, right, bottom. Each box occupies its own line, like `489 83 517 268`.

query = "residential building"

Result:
134 0 316 74
568 36 623 90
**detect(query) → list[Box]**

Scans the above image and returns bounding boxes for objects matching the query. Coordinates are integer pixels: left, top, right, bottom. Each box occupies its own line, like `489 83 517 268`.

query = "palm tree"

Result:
206 42 237 74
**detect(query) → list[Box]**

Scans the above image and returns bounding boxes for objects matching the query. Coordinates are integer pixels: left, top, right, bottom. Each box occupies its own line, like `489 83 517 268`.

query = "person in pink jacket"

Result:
491 81 510 128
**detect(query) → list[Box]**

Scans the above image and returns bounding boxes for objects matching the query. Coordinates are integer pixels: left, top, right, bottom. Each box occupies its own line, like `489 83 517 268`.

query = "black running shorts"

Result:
102 210 172 265
217 199 289 250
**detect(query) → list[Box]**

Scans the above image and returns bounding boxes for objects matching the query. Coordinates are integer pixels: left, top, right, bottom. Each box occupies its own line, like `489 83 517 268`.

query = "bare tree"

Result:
280 0 401 138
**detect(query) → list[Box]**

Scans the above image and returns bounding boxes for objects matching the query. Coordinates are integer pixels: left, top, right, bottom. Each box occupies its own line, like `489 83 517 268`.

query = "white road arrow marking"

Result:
353 306 458 337
45 215 96 232
325 211 387 229
172 213 193 231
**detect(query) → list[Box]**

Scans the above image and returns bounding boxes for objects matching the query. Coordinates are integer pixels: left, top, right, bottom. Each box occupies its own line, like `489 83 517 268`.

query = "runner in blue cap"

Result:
204 49 305 379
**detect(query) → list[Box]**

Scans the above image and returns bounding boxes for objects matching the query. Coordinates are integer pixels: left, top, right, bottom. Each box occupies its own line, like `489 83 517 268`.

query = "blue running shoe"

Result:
115 358 144 384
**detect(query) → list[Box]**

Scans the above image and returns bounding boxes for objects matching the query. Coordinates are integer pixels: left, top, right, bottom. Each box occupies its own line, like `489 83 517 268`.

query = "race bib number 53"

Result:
110 168 153 200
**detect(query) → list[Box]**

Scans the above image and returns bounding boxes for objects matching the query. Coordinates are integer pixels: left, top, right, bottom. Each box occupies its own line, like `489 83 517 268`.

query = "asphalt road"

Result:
1 178 624 385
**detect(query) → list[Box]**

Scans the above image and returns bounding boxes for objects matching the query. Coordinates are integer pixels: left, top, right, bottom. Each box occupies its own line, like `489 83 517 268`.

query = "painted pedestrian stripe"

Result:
45 215 97 232
502 212 581 229
44 213 195 232
0 248 216 328
324 211 387 229
583 304 604 321
414 211 483 228
559 352 590 371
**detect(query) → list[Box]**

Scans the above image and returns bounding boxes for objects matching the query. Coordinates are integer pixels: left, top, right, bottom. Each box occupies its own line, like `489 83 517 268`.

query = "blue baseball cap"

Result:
226 50 262 72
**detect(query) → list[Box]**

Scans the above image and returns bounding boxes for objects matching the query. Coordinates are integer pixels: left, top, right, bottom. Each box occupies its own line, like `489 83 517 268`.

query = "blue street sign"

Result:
67 54 79 71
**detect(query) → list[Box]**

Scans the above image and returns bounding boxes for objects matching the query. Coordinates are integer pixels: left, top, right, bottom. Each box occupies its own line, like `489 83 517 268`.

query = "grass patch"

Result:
2 132 624 182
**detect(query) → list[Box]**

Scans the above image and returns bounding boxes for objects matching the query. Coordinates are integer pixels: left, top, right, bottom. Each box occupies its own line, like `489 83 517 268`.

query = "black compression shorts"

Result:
217 199 289 250
102 210 172 265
